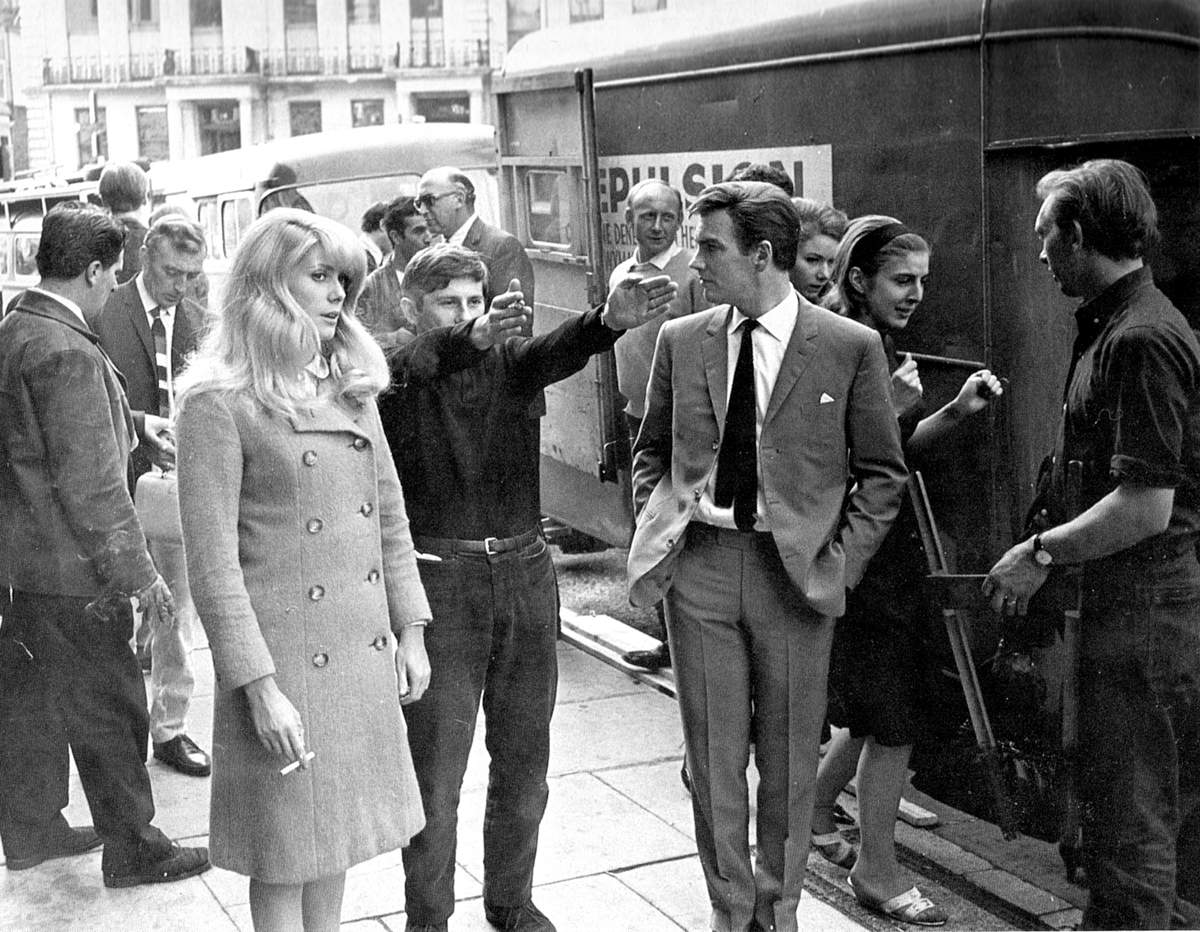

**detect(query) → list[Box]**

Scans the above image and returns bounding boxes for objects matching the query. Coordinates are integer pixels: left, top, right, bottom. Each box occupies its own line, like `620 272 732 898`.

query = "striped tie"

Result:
149 305 171 417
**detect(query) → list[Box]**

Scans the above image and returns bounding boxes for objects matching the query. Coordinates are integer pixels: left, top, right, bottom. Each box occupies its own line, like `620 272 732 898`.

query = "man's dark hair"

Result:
361 201 388 234
37 202 125 279
728 163 794 197
1036 158 1158 261
98 161 149 214
690 181 800 271
402 243 487 305
382 196 422 239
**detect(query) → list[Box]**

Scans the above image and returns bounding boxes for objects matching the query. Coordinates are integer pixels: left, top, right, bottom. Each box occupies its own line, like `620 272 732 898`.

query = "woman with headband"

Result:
175 208 431 931
809 215 1002 926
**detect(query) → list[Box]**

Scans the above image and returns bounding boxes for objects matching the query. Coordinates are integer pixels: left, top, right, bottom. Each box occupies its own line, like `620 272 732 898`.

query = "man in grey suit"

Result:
93 216 211 779
627 182 907 932
417 166 535 324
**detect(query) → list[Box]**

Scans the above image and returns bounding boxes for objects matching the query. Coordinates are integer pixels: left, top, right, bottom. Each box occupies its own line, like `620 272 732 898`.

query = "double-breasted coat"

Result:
176 388 430 883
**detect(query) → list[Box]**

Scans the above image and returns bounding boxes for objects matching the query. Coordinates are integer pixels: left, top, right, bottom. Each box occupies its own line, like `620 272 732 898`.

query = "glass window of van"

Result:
14 234 38 277
0 233 11 279
222 198 252 256
526 170 573 249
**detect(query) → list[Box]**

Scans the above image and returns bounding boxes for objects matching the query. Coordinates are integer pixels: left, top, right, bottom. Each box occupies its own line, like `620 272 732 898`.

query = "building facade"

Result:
11 0 685 173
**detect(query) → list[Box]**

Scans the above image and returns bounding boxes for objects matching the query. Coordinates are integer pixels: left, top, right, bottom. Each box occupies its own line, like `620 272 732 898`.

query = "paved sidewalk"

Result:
0 609 1082 931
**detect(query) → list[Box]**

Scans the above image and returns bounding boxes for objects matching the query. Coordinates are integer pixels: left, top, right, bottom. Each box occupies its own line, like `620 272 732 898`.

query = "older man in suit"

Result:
628 182 906 932
417 166 535 322
0 203 208 886
93 215 211 778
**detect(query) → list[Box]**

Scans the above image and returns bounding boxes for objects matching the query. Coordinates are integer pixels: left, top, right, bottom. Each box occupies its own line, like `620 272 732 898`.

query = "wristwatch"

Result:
1031 533 1053 567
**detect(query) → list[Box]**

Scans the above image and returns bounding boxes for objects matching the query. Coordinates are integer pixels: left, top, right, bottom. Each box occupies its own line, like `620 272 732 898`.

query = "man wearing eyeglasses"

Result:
417 167 535 333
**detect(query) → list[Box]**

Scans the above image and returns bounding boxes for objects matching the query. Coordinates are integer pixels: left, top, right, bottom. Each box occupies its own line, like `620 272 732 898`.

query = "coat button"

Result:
367 569 380 583
371 634 388 651
307 518 323 534
312 652 329 668
360 502 374 517
711 441 719 451
309 585 325 601
693 488 702 501
302 450 318 466
353 437 368 451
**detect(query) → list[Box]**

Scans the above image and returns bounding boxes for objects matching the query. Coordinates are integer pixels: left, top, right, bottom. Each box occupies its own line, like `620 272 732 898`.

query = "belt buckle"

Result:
483 536 501 556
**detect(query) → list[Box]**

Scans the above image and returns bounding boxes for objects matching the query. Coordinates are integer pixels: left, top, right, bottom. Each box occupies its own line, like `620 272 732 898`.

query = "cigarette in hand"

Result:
280 751 315 775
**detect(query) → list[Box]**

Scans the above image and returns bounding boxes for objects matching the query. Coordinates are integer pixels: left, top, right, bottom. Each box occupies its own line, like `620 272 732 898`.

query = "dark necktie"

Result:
714 318 759 531
149 305 171 417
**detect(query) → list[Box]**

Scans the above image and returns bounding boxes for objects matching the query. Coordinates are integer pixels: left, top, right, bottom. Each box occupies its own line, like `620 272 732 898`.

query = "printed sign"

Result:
597 145 833 274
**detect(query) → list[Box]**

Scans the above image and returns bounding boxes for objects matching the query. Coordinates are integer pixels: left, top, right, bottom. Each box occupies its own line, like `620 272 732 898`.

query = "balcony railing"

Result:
42 40 494 85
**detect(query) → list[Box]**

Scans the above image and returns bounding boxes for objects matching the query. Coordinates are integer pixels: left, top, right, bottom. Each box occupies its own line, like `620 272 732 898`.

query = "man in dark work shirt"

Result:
378 243 675 932
985 159 1200 929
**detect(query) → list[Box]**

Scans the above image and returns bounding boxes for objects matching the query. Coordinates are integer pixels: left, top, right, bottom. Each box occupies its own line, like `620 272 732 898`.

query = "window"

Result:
507 0 540 49
128 0 158 24
74 106 107 168
221 198 253 256
351 99 384 127
198 101 240 155
526 170 573 247
289 101 322 136
632 0 666 10
410 0 442 15
413 94 469 123
568 0 602 23
347 0 379 23
66 0 99 32
191 0 222 28
136 106 169 161
285 0 317 25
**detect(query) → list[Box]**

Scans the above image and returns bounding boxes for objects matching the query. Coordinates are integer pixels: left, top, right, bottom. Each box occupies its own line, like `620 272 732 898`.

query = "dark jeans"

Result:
1078 589 1200 930
0 591 171 871
401 537 559 924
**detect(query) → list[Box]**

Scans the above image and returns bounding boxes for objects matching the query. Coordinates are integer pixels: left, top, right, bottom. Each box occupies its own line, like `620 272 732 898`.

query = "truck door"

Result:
495 68 633 547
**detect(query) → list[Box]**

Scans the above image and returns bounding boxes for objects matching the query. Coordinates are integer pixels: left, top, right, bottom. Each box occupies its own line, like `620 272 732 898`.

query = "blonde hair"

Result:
176 208 387 418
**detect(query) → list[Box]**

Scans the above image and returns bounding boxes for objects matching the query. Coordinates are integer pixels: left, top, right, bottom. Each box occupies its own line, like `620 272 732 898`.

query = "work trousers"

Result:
0 591 171 872
1078 590 1200 930
401 536 559 925
665 524 834 932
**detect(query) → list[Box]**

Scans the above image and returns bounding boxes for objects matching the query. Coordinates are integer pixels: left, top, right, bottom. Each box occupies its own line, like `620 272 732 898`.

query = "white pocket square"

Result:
819 392 835 404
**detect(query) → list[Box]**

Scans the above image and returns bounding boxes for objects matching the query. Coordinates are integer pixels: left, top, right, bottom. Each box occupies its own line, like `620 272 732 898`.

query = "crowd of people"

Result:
0 153 1195 932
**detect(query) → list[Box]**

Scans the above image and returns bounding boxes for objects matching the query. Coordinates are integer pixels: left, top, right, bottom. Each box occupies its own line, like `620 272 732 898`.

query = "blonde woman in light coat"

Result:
176 208 431 932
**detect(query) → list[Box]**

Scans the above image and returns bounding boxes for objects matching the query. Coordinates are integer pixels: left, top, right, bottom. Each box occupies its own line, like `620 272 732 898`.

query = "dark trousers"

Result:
0 591 171 871
665 524 834 932
1078 592 1200 930
401 537 559 924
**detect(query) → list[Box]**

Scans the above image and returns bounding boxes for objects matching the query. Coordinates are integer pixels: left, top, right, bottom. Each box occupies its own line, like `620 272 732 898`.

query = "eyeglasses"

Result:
415 191 458 210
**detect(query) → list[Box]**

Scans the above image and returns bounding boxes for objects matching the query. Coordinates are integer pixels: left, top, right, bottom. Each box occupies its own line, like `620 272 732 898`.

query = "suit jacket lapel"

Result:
702 306 733 428
763 293 818 428
125 288 157 372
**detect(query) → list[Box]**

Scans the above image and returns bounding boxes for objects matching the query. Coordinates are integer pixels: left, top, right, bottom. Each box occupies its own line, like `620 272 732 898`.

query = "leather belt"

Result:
413 528 541 558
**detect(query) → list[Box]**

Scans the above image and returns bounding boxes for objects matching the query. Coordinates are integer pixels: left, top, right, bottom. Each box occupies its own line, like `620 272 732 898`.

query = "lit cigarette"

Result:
280 751 315 775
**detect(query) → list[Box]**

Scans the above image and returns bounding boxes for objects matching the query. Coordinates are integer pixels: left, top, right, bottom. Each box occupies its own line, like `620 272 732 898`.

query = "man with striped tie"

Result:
94 216 211 778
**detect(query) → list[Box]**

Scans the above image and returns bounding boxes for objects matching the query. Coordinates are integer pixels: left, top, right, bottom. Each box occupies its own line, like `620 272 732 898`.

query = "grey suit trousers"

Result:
665 522 834 932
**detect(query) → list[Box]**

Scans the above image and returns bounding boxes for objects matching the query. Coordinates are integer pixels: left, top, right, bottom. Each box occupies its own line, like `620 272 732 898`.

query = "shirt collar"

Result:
447 213 479 246
1074 266 1152 343
634 241 681 270
136 274 173 318
27 287 87 326
730 289 799 343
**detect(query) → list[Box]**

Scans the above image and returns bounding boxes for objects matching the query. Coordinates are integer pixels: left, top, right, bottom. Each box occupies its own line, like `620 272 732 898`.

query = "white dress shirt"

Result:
694 290 800 531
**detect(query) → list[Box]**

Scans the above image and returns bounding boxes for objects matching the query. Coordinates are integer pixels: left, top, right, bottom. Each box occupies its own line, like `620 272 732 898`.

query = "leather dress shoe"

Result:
153 734 212 777
621 641 670 670
484 900 557 931
103 843 210 888
405 922 448 932
5 823 102 871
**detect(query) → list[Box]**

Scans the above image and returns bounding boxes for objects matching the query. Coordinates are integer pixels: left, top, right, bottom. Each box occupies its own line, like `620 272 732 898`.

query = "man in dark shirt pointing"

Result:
379 244 675 932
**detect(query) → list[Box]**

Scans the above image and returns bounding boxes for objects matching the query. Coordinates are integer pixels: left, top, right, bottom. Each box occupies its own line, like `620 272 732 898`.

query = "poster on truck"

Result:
597 145 833 273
